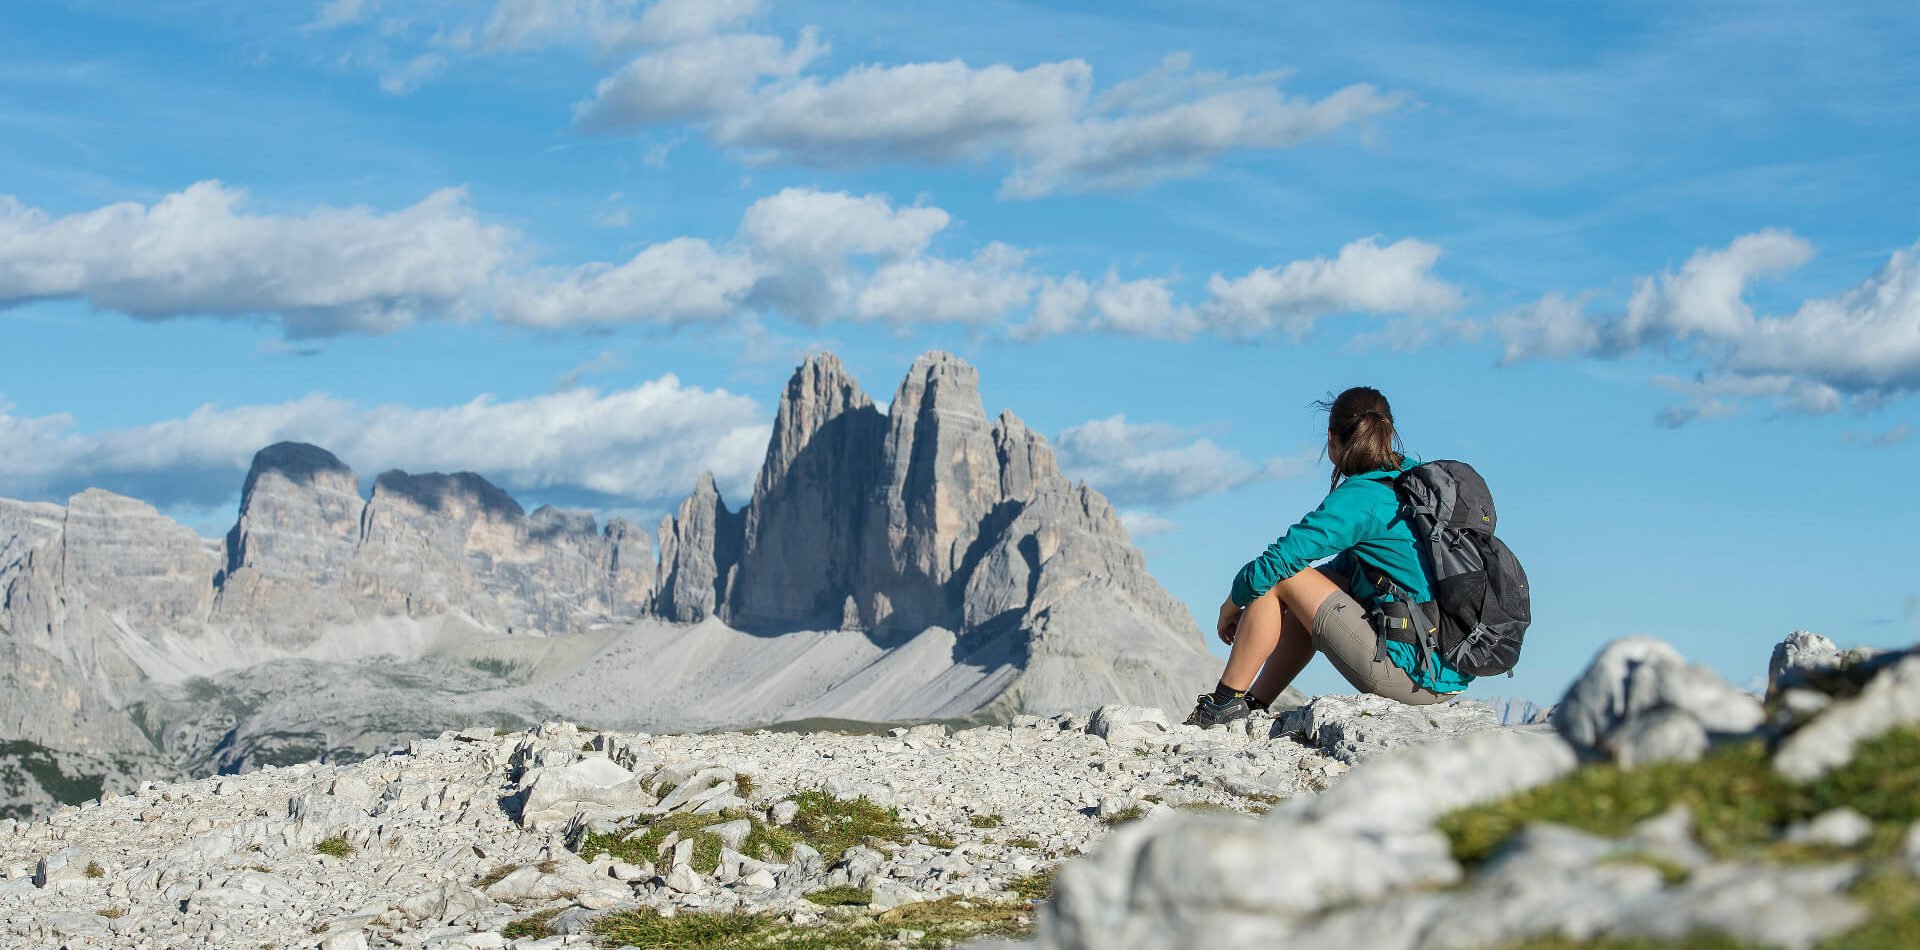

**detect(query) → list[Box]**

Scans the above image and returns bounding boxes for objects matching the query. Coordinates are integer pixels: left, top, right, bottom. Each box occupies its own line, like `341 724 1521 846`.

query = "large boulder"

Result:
1551 637 1764 766
1274 694 1500 765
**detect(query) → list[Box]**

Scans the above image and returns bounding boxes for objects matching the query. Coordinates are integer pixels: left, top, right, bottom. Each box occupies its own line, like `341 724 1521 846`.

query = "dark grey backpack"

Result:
1392 460 1532 676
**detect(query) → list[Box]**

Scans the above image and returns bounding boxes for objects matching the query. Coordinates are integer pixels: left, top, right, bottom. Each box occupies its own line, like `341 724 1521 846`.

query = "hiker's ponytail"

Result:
1318 387 1405 489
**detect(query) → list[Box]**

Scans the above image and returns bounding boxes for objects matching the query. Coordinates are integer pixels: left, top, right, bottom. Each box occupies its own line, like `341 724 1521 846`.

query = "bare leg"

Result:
1218 567 1345 695
1249 605 1314 703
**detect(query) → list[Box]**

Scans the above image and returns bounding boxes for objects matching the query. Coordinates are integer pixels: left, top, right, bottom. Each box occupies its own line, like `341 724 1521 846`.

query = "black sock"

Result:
1246 695 1270 713
1209 681 1247 705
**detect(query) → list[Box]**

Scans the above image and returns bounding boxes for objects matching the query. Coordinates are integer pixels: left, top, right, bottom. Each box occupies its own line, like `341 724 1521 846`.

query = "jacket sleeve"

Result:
1229 484 1380 607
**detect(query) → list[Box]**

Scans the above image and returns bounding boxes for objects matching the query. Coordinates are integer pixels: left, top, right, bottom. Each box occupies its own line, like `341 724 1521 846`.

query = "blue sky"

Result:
4 0 1918 702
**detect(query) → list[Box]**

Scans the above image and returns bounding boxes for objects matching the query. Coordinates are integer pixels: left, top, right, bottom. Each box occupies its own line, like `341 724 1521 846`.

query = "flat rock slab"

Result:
1273 694 1499 764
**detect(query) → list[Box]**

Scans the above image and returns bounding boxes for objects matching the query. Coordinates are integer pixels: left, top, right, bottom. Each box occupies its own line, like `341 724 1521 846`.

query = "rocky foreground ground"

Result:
6 631 1919 949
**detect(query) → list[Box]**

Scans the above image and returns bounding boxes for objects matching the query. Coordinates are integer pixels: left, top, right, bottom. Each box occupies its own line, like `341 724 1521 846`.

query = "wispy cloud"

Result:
315 0 1405 197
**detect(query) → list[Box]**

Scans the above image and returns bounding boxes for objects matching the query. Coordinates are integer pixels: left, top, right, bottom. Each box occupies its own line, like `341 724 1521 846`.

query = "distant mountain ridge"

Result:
0 351 1219 817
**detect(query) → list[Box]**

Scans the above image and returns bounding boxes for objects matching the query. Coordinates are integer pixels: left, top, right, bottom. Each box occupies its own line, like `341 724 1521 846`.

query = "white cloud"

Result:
497 236 757 328
1497 232 1920 419
737 187 947 264
1005 75 1407 198
854 244 1036 326
574 31 822 128
1722 243 1920 391
1053 415 1303 507
714 59 1091 164
0 377 769 513
1619 229 1813 347
1202 237 1462 339
0 181 508 338
566 23 1403 197
1492 293 1604 362
1 180 1460 344
477 0 761 52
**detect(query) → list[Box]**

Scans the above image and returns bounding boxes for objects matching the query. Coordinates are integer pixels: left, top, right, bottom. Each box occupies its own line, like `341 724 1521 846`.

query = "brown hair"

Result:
1316 386 1404 489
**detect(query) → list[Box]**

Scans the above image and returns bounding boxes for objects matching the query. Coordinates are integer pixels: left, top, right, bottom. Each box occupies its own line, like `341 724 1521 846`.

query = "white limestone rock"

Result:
1774 655 1920 781
1274 694 1501 765
1086 705 1170 748
1552 637 1764 765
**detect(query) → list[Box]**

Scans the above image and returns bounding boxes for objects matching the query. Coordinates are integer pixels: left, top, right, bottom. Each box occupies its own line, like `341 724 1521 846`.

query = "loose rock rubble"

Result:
17 630 1913 950
1019 632 1920 950
0 696 1489 948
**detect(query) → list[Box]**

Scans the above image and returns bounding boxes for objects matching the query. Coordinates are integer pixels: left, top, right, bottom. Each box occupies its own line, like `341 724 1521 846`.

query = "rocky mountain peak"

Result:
240 442 357 498
758 352 875 492
370 470 526 521
225 442 362 585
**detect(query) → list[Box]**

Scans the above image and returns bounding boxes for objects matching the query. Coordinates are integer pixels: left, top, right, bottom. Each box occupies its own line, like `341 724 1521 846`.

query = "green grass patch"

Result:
1100 805 1147 826
501 908 562 940
970 814 1004 828
84 861 104 879
579 808 798 874
314 835 355 859
804 886 873 906
921 832 958 849
789 791 911 861
592 897 1033 949
1006 836 1041 849
1439 728 1920 867
1010 867 1057 901
577 791 906 878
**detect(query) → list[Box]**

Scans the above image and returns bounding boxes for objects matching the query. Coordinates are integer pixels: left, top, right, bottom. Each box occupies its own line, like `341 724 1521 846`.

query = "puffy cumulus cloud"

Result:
572 29 1402 197
1201 237 1462 339
854 244 1037 326
0 377 769 513
1619 230 1814 348
1052 414 1305 508
496 187 964 329
3 180 1458 343
736 187 948 263
0 182 507 338
1495 232 1920 421
496 237 757 328
1721 243 1920 392
1005 239 1461 342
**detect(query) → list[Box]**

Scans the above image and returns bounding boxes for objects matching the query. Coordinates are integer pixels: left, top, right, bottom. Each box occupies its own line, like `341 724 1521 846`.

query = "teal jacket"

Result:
1229 459 1473 693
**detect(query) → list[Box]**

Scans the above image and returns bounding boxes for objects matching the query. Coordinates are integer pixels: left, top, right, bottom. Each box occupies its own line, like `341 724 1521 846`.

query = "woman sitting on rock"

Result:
1187 386 1472 727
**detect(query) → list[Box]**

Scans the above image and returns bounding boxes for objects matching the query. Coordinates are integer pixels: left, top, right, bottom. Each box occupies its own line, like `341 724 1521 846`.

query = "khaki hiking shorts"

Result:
1310 579 1447 706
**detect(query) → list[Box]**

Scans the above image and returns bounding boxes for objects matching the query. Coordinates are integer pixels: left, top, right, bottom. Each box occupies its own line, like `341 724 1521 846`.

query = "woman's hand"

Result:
1216 598 1243 646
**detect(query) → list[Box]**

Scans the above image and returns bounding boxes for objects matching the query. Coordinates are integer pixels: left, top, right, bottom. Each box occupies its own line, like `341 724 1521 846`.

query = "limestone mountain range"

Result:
0 351 1219 817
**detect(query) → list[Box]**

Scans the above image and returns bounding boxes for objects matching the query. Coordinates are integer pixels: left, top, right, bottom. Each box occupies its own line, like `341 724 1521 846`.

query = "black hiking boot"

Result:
1183 693 1250 728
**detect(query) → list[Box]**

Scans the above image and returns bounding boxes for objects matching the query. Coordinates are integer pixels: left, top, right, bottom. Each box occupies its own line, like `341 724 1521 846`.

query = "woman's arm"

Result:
1228 484 1381 608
